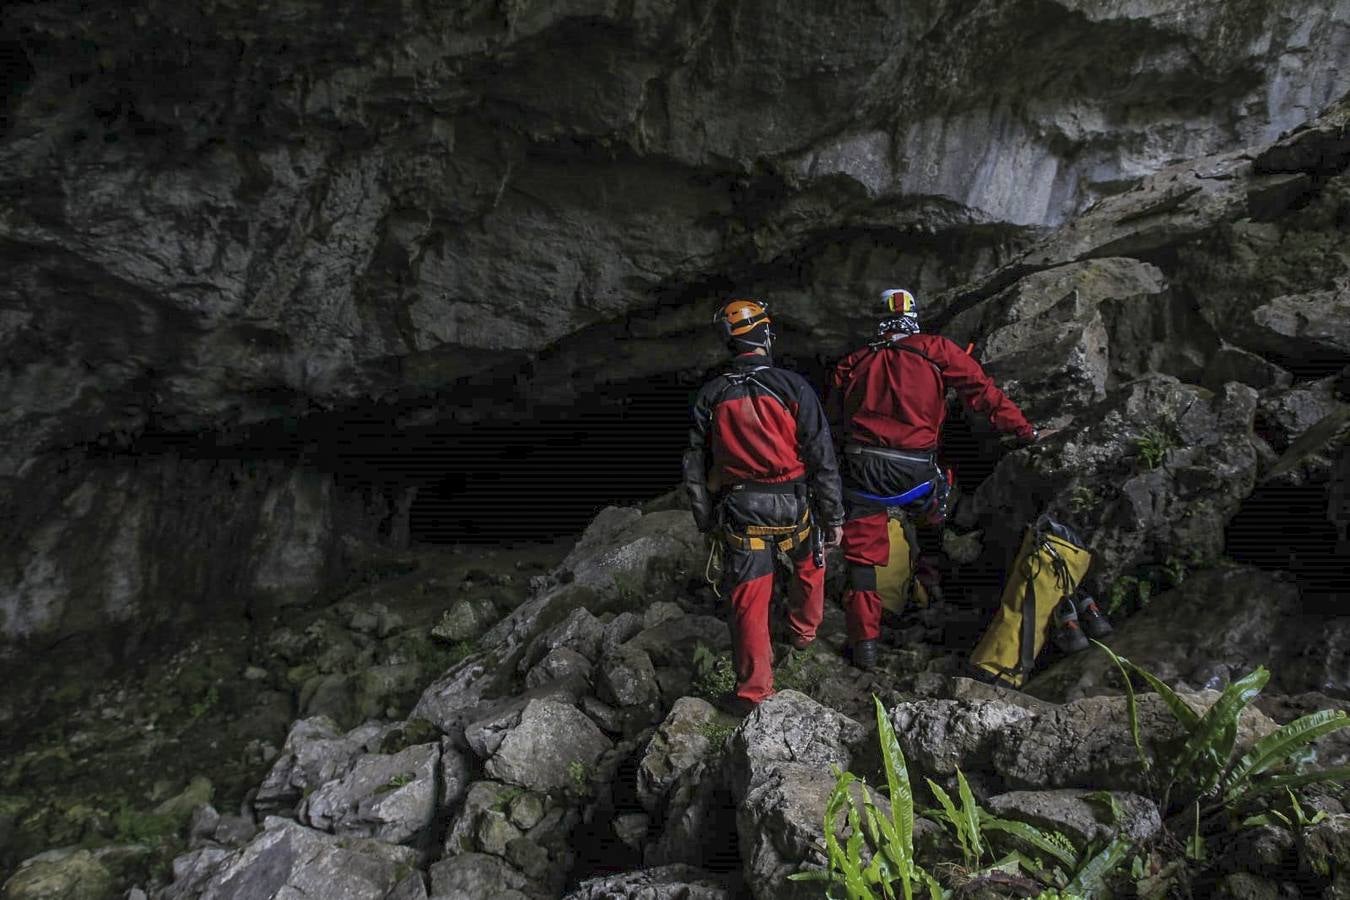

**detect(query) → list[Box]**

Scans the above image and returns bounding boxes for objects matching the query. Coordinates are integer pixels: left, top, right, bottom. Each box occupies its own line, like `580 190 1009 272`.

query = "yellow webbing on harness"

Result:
722 507 812 552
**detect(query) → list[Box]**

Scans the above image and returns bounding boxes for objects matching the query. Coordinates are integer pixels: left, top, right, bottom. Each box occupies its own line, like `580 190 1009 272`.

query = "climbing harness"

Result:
702 506 814 598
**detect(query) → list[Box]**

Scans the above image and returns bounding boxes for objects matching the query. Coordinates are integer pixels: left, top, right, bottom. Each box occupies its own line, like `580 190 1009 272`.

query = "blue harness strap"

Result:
847 480 935 507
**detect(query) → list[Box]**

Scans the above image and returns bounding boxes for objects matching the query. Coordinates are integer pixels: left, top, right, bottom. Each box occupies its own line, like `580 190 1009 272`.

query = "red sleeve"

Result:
825 356 851 437
930 337 1034 438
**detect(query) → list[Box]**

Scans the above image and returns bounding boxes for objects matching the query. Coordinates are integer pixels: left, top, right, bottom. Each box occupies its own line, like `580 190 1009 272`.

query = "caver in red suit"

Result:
826 288 1038 670
683 299 844 715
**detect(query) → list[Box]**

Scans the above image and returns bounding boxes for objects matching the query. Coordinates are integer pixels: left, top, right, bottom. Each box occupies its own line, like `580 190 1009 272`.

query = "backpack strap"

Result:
711 366 791 411
867 336 943 376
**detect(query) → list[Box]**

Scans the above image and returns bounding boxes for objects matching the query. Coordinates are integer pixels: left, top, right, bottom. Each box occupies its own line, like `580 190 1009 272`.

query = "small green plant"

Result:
1183 803 1206 863
189 685 220 721
568 760 590 793
792 697 1133 899
112 803 176 845
925 770 1131 897
490 786 524 811
1068 484 1099 515
1162 557 1185 588
777 647 827 697
698 720 737 750
1104 575 1154 618
1095 641 1350 817
376 772 414 794
789 696 943 899
1134 426 1176 471
691 642 736 699
1242 786 1328 831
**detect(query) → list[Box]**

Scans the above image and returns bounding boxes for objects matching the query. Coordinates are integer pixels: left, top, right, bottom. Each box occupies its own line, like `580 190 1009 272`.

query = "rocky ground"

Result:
3 498 1348 900
0 539 568 893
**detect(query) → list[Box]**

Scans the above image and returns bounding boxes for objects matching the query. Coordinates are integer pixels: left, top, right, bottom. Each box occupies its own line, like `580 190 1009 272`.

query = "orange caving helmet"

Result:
713 298 774 351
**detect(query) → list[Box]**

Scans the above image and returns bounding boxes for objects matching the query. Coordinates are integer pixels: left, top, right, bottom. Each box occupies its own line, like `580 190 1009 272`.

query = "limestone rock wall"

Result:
2 0 1349 650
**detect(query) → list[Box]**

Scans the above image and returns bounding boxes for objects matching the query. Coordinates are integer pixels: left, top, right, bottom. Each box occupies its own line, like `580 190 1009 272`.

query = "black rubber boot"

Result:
1074 594 1113 639
1053 618 1090 655
850 639 878 671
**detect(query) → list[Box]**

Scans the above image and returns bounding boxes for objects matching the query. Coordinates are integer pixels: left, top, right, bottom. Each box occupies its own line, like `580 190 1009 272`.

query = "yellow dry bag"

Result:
877 515 929 614
969 520 1092 688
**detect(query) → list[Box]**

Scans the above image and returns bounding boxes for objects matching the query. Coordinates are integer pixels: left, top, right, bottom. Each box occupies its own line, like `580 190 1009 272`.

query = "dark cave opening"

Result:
1225 480 1346 597
405 377 697 543
0 37 34 134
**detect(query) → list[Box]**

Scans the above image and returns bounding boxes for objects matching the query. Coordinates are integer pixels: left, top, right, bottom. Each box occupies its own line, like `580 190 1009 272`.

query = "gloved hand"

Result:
823 523 843 547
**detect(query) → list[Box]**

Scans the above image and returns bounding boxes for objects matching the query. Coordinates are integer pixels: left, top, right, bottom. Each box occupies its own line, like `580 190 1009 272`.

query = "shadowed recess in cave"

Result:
406 378 696 543
1225 481 1346 595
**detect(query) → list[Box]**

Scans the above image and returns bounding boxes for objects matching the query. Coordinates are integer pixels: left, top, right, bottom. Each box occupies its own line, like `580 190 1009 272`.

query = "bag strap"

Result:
867 337 943 376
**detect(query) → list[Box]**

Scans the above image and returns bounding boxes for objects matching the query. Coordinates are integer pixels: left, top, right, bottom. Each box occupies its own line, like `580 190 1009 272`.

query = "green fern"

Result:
1091 642 1350 815
789 696 943 899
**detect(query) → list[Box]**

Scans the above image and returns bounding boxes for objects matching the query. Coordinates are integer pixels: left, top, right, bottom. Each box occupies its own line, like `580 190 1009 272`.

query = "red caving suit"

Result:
827 333 1034 644
683 354 844 704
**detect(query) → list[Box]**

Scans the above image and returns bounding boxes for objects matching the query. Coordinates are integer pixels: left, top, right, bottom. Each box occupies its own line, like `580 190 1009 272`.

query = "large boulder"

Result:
637 698 720 816
1 847 119 900
156 817 425 900
427 852 541 900
893 690 1278 795
300 742 440 845
727 691 865 900
944 257 1184 421
253 717 382 816
969 374 1260 592
1029 565 1350 701
483 699 614 794
561 865 736 900
890 698 1038 778
477 509 701 667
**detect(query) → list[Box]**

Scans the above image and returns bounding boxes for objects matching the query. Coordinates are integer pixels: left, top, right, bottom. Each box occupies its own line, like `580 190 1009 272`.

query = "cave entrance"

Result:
406 377 696 543
1224 480 1344 598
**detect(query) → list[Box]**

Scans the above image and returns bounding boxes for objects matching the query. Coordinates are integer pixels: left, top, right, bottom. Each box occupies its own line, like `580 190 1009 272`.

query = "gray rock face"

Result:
253 716 369 816
894 690 1277 795
156 817 425 900
561 864 735 900
1 847 119 900
985 789 1161 847
484 699 614 793
637 698 719 816
0 458 370 658
300 742 440 845
1030 565 1350 701
970 374 1261 592
728 691 865 900
427 853 538 900
891 700 1038 778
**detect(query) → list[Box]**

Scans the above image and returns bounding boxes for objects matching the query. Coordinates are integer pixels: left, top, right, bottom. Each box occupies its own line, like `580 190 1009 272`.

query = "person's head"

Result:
713 298 773 355
877 288 919 337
